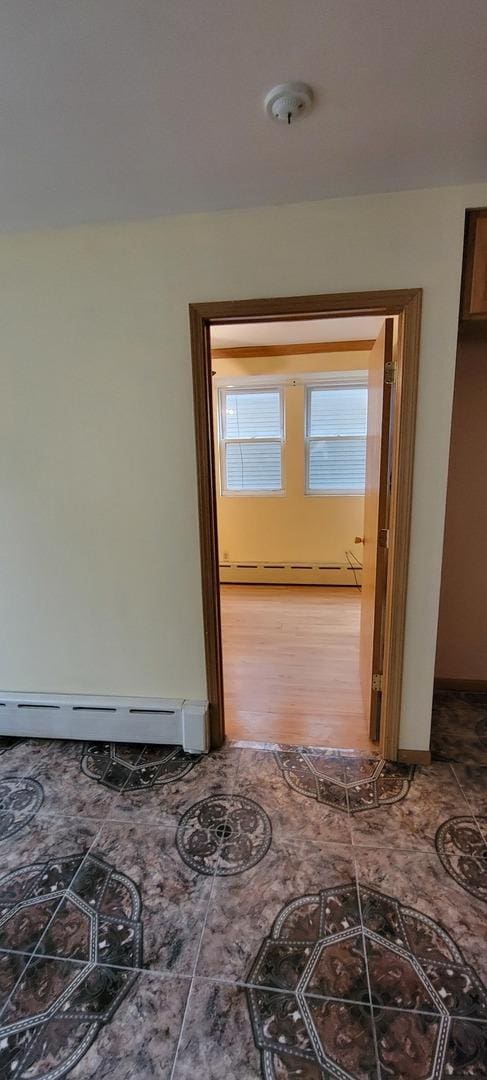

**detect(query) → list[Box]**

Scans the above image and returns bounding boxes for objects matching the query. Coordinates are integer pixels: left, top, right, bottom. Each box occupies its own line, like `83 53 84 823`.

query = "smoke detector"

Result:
264 82 314 125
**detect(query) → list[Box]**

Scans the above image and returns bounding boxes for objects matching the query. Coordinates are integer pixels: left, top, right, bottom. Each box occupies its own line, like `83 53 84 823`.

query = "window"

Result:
305 373 368 495
218 386 284 493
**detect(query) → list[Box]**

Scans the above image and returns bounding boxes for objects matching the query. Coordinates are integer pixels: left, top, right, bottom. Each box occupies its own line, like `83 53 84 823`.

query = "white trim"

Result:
304 369 368 389
0 693 210 754
214 370 368 389
304 488 365 497
181 700 211 754
219 486 286 498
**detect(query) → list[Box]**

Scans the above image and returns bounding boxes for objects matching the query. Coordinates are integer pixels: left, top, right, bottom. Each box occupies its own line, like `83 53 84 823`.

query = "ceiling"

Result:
1 1 486 231
211 317 383 349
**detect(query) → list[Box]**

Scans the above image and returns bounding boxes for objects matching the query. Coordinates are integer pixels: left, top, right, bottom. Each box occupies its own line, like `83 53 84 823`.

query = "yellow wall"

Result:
213 351 368 565
1 181 487 749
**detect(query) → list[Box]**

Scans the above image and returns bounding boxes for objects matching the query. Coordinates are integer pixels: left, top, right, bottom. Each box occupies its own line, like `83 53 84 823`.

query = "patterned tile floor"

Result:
0 734 485 1078
431 691 487 766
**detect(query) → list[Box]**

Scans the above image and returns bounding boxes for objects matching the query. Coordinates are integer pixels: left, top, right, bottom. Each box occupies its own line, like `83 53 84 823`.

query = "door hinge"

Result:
384 361 396 385
372 673 383 692
378 528 389 549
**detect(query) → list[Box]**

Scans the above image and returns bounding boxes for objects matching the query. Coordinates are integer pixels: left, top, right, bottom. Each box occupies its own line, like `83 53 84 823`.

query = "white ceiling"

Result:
1 1 486 231
211 317 383 349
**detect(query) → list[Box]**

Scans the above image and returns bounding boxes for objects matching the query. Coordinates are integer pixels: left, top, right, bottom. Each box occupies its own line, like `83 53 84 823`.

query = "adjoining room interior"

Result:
211 315 385 751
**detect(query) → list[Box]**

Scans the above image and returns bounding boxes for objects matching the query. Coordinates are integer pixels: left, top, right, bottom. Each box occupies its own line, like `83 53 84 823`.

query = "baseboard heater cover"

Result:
0 693 210 754
219 561 362 586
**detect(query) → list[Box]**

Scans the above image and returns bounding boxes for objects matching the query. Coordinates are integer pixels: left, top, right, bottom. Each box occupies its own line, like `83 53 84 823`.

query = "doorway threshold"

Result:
228 737 381 757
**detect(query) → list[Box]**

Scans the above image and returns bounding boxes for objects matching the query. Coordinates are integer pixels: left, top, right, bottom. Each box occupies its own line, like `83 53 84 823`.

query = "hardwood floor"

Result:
221 584 375 751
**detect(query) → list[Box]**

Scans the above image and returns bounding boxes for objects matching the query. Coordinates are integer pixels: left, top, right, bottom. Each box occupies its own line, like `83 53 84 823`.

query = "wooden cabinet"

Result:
461 208 487 321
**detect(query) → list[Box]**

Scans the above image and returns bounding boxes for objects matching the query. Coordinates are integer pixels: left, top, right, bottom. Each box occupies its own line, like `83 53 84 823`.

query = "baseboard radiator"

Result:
219 561 362 586
0 693 210 754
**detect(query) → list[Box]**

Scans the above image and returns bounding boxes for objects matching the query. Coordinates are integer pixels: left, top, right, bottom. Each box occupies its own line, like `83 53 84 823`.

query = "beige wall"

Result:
1 181 487 749
435 336 487 680
213 350 368 565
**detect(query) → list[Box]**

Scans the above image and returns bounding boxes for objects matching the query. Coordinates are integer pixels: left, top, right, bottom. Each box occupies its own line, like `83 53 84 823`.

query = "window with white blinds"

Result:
306 373 368 494
219 387 284 493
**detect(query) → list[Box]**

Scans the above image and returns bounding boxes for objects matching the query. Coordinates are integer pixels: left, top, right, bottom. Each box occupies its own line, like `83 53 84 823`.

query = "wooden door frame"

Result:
189 288 422 760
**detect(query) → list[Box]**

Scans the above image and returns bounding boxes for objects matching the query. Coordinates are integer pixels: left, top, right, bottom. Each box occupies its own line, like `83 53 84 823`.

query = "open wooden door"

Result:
360 318 395 741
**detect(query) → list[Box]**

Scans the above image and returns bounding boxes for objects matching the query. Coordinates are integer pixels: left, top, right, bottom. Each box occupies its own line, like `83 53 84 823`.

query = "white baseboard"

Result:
0 692 210 754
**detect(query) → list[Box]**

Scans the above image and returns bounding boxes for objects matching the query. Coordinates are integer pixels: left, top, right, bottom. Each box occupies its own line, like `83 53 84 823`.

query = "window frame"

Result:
304 374 368 497
218 384 286 496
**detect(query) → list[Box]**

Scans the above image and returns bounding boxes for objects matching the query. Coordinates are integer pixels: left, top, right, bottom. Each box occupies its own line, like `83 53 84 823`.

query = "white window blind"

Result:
306 373 368 494
219 387 284 493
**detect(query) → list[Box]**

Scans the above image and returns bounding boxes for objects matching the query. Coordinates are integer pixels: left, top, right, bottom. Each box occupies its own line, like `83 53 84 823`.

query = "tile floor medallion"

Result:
176 795 272 876
435 816 487 902
274 750 414 812
81 741 201 791
0 777 44 841
247 884 376 1080
374 1011 487 1079
1 851 143 962
0 852 142 1077
247 882 487 1079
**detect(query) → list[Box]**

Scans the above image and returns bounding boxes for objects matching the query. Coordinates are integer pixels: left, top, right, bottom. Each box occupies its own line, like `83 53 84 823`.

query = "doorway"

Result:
213 317 376 750
190 290 422 760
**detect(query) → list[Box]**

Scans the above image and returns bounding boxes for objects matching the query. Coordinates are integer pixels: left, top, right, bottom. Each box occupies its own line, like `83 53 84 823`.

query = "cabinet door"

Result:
462 208 487 320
